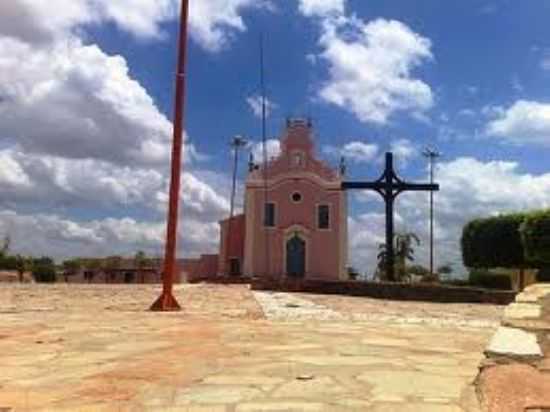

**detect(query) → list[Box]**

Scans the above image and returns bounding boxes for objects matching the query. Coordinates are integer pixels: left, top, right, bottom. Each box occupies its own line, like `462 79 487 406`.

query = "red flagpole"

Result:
150 0 189 311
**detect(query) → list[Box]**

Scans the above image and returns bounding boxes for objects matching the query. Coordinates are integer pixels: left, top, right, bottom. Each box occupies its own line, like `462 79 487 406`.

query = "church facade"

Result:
218 119 348 280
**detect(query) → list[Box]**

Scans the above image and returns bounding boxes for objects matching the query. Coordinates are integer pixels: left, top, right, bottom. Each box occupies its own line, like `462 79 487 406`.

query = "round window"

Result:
291 192 302 203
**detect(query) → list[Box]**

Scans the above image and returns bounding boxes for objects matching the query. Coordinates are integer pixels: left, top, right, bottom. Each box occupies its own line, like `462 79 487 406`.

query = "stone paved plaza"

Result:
0 284 505 411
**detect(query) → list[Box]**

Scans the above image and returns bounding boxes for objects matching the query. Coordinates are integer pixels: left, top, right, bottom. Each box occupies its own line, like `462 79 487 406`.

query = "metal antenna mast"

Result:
422 147 441 278
260 34 270 278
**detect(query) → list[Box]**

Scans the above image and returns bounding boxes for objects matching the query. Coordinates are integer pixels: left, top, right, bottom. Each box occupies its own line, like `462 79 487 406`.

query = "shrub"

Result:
437 264 453 275
468 269 512 290
520 209 550 265
347 267 360 280
32 257 57 283
408 264 430 277
462 213 527 269
442 278 470 287
537 267 550 282
0 254 18 271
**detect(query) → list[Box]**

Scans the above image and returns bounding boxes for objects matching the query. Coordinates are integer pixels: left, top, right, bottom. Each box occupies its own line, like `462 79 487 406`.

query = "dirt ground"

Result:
0 284 504 411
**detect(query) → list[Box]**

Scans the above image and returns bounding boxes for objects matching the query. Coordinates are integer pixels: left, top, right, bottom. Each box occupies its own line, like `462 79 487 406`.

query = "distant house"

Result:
63 257 173 284
0 271 33 283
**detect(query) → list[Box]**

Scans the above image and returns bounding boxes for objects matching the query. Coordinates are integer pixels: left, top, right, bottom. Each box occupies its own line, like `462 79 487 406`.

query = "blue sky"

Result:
89 0 550 167
1 0 549 276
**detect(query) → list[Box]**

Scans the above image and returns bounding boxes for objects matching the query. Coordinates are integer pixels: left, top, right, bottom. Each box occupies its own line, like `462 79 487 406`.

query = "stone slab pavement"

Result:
0 284 502 411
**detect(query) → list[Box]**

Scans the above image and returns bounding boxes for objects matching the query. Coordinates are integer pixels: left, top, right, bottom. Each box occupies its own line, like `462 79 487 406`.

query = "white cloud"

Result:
250 139 282 163
0 210 220 260
390 138 417 167
458 108 476 117
179 172 230 220
350 157 550 276
323 141 379 163
0 147 230 261
190 0 273 52
298 0 345 17
479 4 498 15
348 211 406 277
465 86 479 96
246 95 277 118
0 0 175 44
93 0 176 39
0 0 269 52
348 212 385 274
0 0 247 263
0 37 177 166
511 76 524 93
0 151 32 188
486 100 550 146
317 17 434 124
0 149 163 209
0 148 229 222
434 158 550 213
540 49 550 72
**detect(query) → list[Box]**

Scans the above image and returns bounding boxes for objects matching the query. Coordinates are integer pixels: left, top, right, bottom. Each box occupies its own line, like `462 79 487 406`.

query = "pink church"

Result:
218 118 348 281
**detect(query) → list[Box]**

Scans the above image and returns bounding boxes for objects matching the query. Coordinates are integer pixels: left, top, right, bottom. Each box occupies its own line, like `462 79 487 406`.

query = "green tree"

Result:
15 255 30 283
395 232 420 282
0 254 17 271
32 257 57 283
520 209 550 265
462 213 528 289
377 232 420 282
376 244 389 281
537 267 550 282
1 235 10 255
0 236 15 270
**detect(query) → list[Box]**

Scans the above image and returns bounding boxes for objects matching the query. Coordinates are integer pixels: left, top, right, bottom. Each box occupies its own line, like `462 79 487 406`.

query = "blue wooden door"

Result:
286 235 306 277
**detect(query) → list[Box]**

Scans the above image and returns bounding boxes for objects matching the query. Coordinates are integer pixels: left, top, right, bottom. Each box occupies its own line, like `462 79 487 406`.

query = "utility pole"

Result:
150 0 189 311
225 135 248 275
422 147 441 278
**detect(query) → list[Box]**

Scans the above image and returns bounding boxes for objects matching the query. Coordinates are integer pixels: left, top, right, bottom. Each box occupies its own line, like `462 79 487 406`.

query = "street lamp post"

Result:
422 147 441 278
225 136 248 276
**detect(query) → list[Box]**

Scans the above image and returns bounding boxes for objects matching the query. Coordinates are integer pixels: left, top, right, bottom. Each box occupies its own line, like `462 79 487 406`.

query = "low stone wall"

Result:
251 277 517 305
187 276 252 285
476 283 550 411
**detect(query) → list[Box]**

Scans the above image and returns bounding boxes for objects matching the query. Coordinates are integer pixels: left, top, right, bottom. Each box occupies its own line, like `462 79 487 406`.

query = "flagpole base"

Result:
150 291 181 311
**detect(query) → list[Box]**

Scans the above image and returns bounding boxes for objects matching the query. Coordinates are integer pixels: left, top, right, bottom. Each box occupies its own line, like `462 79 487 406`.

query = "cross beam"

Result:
342 152 439 282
